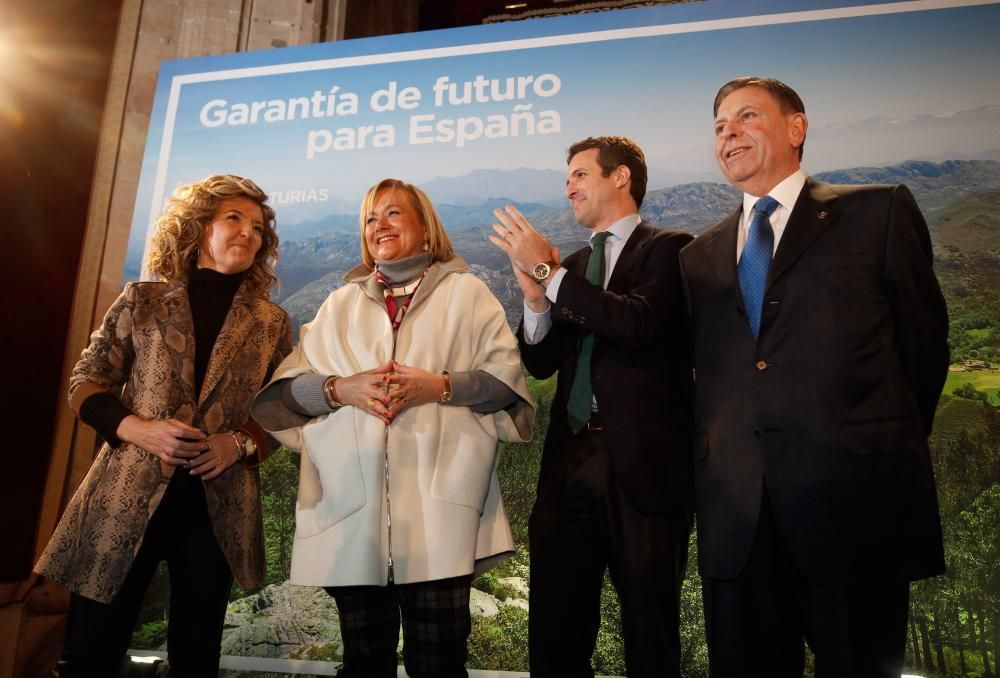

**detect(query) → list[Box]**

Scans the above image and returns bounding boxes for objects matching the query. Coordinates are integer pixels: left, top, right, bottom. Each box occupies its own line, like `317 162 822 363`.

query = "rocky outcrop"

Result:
217 577 529 661
469 588 500 618
496 576 529 599
221 582 343 660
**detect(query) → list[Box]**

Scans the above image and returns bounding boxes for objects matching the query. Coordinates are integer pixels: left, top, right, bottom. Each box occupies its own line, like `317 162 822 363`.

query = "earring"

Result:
422 240 429 252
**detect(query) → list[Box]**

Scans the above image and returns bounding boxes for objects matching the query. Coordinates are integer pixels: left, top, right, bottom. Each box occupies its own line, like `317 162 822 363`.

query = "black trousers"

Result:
528 423 691 678
703 490 910 678
59 471 234 678
326 575 473 678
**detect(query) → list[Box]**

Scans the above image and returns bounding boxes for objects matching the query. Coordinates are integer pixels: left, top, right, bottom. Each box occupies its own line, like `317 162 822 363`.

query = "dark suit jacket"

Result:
518 221 694 515
679 178 949 584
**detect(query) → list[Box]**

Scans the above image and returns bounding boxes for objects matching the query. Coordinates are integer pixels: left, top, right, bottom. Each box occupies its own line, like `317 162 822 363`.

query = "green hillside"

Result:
932 394 990 444
927 187 1000 364
931 190 1000 255
944 370 1000 403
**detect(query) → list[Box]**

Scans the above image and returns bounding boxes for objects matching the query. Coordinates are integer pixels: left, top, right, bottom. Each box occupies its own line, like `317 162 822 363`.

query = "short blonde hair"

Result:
144 174 279 297
358 179 455 270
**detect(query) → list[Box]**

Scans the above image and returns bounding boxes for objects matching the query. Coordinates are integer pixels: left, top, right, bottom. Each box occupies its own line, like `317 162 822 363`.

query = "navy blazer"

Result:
679 179 949 584
518 221 695 515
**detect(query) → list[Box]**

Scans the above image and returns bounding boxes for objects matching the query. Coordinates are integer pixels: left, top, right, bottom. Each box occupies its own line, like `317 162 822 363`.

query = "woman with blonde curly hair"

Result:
36 174 291 676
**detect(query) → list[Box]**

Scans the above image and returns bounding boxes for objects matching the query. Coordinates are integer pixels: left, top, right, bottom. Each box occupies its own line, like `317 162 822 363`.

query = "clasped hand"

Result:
332 360 447 424
115 415 240 480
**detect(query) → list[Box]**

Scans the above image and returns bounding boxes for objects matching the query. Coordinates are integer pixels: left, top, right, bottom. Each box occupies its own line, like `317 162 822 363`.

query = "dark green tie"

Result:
567 231 610 433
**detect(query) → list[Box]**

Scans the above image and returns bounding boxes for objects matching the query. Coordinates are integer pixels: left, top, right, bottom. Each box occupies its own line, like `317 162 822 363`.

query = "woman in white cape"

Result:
252 178 533 678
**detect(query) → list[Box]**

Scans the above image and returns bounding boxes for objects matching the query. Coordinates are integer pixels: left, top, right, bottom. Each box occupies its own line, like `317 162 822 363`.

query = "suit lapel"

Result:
156 282 197 404
766 179 840 290
198 282 256 407
564 241 589 278
607 221 653 293
702 209 742 296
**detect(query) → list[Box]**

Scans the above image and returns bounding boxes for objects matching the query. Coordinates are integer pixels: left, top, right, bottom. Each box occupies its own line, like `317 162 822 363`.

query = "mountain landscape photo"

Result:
271 158 1000 337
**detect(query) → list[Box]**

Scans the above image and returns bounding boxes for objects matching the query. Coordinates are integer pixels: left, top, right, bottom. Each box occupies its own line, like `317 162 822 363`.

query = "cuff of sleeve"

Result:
522 300 552 346
447 371 474 405
79 391 132 448
286 373 336 416
545 266 568 302
522 299 551 319
238 419 272 469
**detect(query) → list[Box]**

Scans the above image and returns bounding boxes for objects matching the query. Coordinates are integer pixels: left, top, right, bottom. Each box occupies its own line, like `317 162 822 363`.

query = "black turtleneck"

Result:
79 267 247 447
188 266 247 395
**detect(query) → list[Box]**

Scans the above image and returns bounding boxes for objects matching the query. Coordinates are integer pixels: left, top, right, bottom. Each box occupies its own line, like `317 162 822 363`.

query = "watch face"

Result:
532 262 551 281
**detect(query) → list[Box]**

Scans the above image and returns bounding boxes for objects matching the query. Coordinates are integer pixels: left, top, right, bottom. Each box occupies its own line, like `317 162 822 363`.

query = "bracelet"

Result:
229 431 246 459
323 375 343 409
439 371 453 403
229 430 246 460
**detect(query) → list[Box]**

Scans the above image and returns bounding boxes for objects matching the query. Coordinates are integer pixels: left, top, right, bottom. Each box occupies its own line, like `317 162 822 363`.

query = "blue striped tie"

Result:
738 196 780 338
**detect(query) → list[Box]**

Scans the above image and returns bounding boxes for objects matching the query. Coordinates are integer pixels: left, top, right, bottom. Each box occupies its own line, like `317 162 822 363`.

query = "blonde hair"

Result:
144 174 279 296
358 179 455 270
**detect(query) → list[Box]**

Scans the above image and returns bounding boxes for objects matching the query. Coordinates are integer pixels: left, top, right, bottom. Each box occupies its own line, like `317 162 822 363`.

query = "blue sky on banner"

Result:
129 0 1000 266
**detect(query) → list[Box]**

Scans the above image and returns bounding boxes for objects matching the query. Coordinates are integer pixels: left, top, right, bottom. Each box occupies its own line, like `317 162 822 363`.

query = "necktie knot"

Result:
754 195 780 220
585 231 611 286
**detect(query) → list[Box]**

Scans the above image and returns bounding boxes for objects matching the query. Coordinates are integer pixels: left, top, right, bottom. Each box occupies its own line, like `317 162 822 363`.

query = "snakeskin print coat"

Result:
34 279 291 603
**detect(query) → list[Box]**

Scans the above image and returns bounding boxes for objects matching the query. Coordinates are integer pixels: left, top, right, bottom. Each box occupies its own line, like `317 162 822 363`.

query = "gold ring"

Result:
366 398 376 408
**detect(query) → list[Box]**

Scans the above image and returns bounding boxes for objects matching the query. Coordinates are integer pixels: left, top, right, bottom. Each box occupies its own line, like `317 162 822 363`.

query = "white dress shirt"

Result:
522 213 642 345
736 169 807 262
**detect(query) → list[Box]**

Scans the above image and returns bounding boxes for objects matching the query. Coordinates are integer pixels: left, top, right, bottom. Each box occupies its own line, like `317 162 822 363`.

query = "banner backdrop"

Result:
126 0 1000 673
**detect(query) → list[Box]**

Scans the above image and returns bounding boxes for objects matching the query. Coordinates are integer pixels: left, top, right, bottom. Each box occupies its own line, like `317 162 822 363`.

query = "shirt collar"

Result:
591 213 641 247
741 169 807 220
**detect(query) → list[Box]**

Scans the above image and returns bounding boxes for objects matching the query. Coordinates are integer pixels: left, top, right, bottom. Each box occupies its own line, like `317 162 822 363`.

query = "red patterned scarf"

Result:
374 268 427 332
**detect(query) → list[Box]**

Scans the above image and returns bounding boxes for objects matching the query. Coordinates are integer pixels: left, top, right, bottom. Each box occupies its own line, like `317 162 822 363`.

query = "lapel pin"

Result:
818 210 828 220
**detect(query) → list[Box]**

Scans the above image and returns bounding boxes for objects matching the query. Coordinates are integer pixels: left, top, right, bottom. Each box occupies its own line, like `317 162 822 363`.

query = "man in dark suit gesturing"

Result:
489 136 694 677
679 77 949 676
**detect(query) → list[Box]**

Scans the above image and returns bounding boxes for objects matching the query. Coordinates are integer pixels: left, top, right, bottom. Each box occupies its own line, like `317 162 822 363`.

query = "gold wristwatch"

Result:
531 261 553 282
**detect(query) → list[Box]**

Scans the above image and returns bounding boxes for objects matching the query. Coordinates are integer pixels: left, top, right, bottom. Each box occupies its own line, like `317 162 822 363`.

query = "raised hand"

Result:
488 205 555 274
488 205 560 311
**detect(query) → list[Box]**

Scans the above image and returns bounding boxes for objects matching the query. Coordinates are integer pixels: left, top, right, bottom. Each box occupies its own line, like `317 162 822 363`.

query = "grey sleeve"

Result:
251 373 337 431
448 370 520 414
286 372 338 416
